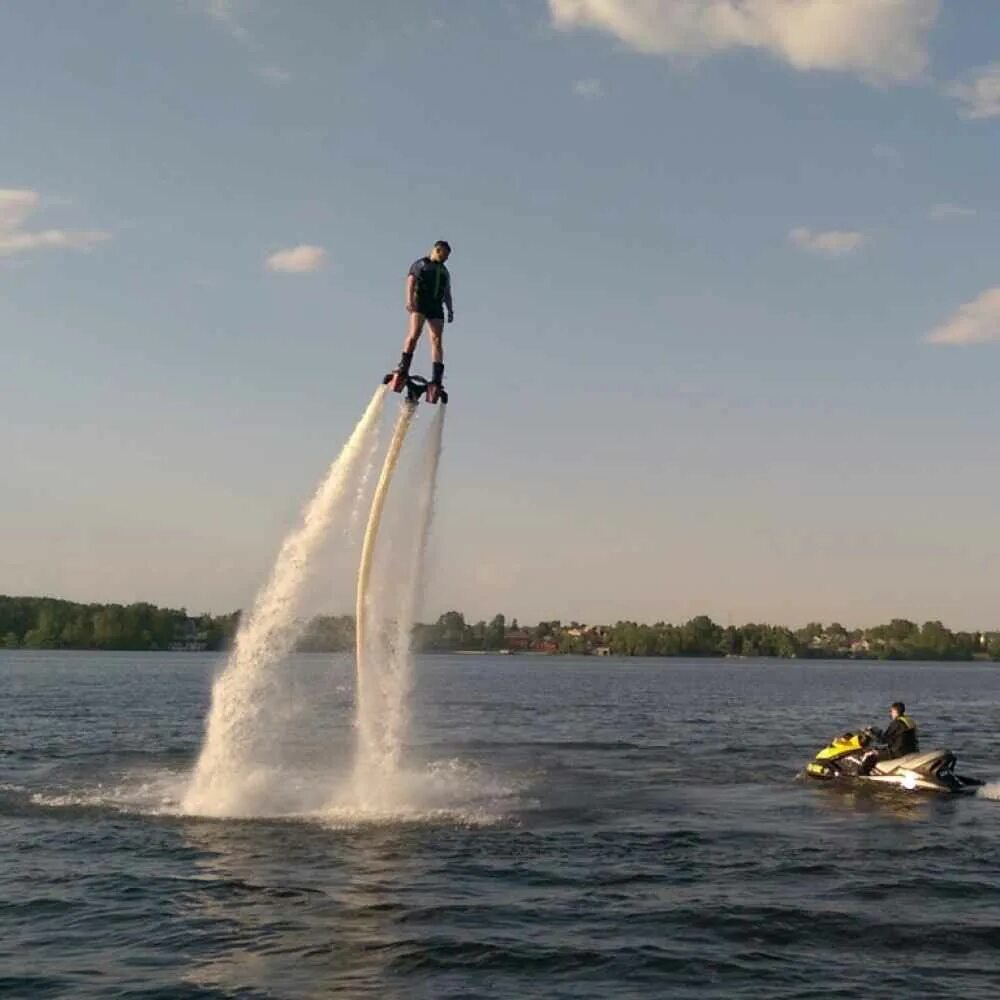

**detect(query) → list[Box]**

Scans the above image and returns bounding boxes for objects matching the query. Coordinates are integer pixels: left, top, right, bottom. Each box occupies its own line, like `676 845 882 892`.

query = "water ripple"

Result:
3 652 1000 999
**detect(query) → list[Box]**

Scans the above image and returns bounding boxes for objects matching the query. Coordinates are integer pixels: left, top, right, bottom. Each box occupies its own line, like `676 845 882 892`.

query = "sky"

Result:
1 0 998 630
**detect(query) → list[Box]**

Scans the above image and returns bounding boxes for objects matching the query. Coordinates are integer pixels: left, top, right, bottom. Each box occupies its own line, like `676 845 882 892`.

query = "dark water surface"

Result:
2 651 1000 999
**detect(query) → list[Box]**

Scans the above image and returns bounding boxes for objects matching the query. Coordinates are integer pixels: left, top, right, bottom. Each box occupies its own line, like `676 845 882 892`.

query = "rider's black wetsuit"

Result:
880 714 918 759
860 714 918 773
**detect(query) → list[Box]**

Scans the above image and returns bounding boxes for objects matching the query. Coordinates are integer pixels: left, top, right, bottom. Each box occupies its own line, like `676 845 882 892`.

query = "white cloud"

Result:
788 226 866 257
573 77 606 98
928 202 975 222
548 0 939 83
0 189 38 231
0 188 110 258
265 245 327 273
946 62 1000 120
926 287 1000 346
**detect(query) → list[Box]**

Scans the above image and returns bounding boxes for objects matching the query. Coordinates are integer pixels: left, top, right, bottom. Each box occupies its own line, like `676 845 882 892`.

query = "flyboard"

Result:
355 370 447 692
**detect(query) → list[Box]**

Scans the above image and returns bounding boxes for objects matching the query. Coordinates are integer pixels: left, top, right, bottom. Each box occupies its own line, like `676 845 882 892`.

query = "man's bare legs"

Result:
427 318 444 365
395 312 424 380
402 311 425 356
399 314 444 383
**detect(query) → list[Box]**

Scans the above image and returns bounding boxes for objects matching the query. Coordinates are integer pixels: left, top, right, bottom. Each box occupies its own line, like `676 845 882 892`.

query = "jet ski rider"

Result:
860 702 918 773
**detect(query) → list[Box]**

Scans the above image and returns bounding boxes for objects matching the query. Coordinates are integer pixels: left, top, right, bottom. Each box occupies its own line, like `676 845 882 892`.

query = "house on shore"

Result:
504 629 534 652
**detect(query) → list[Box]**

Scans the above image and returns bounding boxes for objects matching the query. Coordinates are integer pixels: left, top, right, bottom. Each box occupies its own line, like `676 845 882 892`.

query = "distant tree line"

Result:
407 611 1000 661
413 611 510 652
0 596 238 651
604 616 800 657
602 616 999 660
2 596 998 661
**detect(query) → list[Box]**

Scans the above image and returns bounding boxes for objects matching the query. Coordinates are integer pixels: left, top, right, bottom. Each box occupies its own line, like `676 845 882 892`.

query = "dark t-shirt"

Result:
409 257 451 308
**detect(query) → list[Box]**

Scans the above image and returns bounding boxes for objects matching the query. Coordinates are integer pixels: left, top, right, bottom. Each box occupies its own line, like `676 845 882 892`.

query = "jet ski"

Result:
805 727 983 794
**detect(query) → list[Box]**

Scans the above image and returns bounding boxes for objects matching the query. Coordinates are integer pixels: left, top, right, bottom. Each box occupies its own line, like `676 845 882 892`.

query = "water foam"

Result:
30 771 189 816
25 756 522 827
976 782 1000 801
325 756 522 827
182 387 386 818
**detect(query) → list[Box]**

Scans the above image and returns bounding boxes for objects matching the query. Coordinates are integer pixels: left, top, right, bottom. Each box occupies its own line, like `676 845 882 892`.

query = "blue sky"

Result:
2 0 998 628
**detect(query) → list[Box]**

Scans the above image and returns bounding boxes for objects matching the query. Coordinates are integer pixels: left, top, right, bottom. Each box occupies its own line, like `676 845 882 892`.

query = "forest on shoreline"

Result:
2 596 998 662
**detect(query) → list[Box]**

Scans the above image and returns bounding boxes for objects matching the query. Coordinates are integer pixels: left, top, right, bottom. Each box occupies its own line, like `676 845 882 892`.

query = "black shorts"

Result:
415 300 444 321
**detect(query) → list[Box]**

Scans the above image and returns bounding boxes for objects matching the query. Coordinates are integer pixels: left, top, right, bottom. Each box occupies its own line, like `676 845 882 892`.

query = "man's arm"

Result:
443 271 454 321
405 273 417 312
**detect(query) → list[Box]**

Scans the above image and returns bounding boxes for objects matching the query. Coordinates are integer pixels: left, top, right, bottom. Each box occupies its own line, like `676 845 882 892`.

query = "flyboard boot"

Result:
382 355 448 404
383 351 413 393
425 361 448 405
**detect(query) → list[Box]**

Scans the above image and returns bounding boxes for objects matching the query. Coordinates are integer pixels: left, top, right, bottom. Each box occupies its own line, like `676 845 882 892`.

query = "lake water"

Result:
2 651 999 999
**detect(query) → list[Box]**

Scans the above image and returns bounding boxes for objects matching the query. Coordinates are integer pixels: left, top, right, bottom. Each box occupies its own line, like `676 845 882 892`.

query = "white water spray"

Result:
386 404 445 750
183 386 387 817
347 415 385 543
353 402 416 797
350 404 445 810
